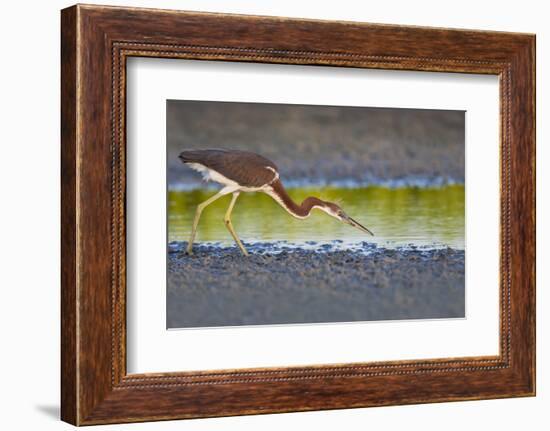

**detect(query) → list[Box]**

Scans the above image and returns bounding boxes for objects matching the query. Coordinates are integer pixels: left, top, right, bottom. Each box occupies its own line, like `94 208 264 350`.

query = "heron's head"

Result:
317 201 374 236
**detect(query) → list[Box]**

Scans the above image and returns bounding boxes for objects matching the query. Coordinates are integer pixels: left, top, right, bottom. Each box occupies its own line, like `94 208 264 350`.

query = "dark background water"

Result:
167 100 465 188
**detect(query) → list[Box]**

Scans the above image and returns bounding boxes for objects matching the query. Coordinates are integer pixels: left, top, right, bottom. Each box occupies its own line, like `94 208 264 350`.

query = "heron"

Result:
179 149 374 256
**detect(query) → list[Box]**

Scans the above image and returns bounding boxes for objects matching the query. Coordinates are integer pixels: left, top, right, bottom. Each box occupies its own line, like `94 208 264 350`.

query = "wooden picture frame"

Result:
61 4 535 425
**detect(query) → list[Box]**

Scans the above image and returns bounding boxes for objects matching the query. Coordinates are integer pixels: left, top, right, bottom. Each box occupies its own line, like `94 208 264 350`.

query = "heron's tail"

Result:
178 148 230 164
178 150 203 164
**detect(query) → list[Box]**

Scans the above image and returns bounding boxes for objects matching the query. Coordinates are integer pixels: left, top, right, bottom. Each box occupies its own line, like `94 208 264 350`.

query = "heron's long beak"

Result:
343 215 374 236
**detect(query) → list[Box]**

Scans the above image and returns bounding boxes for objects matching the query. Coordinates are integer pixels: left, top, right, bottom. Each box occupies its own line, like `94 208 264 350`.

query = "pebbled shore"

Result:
167 242 465 329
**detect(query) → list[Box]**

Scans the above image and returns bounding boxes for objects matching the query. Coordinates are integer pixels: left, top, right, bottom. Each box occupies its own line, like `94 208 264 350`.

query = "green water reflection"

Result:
168 186 465 249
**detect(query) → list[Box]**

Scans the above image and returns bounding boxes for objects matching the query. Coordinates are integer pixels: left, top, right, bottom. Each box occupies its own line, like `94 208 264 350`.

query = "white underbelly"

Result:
239 185 269 192
186 163 239 187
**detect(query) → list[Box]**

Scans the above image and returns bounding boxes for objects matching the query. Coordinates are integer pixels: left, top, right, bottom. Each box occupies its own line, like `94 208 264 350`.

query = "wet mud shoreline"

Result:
167 242 465 328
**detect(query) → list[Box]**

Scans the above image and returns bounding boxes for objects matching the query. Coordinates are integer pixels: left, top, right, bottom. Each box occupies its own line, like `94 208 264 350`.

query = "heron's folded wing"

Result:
202 150 279 188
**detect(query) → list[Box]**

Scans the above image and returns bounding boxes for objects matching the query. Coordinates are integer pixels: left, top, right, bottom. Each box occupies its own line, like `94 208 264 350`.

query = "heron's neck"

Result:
268 180 324 219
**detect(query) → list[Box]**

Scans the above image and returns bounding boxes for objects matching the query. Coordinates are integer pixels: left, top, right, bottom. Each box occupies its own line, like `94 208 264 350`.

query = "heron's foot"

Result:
186 244 193 255
230 234 249 256
238 245 249 257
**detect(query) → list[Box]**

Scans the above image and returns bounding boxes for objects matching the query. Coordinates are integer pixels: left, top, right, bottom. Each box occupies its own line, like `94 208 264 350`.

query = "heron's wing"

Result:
180 149 279 188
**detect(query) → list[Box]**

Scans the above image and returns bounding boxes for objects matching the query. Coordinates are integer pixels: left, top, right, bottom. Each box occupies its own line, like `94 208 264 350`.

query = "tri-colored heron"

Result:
179 149 374 255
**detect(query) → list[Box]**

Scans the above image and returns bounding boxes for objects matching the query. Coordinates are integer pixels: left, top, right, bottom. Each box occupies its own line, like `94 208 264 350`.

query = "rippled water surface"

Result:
168 185 464 249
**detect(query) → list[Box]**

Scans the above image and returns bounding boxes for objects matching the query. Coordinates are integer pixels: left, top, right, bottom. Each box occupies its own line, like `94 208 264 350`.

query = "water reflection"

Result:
168 186 465 249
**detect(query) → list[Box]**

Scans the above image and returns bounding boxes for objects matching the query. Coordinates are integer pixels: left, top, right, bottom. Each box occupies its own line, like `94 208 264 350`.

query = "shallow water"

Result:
168 185 464 249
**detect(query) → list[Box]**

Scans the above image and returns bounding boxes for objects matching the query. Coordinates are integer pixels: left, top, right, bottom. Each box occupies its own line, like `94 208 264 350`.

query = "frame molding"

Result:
61 4 535 425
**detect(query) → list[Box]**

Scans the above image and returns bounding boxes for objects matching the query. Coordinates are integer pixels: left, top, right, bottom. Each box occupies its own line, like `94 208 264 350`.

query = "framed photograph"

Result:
61 4 535 425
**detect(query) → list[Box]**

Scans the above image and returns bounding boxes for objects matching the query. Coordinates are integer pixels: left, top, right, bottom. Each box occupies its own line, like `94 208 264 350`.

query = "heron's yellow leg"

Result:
224 192 249 256
187 190 228 254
